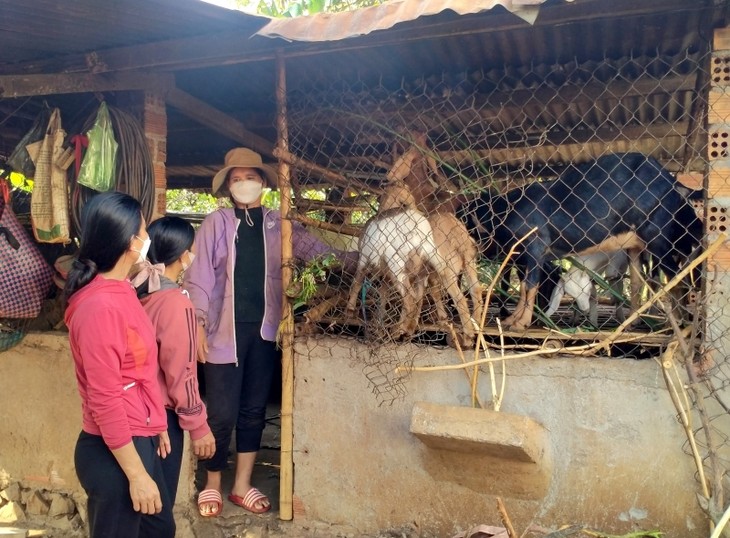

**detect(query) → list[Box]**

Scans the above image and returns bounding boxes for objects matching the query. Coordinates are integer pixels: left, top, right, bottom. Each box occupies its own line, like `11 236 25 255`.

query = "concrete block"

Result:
0 502 25 523
410 401 548 463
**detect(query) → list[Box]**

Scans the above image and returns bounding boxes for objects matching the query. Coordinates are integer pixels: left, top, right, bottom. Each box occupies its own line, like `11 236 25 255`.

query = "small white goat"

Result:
544 250 629 326
345 183 476 343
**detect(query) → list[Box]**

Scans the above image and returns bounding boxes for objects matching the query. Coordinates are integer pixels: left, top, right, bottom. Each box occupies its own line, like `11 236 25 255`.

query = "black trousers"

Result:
203 321 277 472
160 408 184 506
74 432 175 538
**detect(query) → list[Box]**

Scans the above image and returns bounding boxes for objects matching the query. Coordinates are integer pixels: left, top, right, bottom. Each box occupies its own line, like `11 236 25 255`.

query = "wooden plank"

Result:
708 167 730 198
708 242 730 272
709 89 730 124
165 87 274 158
0 71 173 98
677 172 704 190
714 26 730 51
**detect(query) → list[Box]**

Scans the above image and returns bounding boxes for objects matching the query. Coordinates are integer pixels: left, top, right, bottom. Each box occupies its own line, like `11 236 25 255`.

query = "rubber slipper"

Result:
228 487 271 514
197 488 222 517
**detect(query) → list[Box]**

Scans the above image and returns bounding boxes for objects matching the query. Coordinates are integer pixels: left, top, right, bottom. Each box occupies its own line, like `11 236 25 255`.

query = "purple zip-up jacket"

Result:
184 207 356 364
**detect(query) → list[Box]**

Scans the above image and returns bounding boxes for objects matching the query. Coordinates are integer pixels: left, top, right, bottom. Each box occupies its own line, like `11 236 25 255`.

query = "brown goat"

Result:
345 180 477 343
386 144 484 330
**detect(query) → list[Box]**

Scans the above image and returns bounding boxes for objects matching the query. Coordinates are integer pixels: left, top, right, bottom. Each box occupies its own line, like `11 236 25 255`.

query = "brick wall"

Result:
143 91 167 220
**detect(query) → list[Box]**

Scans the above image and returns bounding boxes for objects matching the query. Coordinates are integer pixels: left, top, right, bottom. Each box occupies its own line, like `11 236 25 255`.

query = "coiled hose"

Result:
69 103 155 235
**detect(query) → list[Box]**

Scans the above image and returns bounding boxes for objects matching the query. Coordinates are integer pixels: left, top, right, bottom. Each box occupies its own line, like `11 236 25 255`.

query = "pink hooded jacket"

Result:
65 276 166 450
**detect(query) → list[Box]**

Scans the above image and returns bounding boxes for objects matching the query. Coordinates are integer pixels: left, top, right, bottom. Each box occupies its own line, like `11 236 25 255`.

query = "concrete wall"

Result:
0 332 711 536
292 337 706 537
0 332 196 529
0 333 81 494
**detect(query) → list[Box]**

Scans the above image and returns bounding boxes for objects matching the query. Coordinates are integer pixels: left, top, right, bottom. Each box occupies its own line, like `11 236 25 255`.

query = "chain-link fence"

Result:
273 38 730 521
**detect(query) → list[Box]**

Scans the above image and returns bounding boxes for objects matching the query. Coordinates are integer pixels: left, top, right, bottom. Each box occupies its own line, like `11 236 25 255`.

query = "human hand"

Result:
197 325 208 363
128 472 162 514
157 431 171 459
192 431 216 459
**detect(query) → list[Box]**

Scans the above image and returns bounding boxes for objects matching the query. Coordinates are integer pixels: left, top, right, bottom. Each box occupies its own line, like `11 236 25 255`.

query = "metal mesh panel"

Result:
272 38 730 515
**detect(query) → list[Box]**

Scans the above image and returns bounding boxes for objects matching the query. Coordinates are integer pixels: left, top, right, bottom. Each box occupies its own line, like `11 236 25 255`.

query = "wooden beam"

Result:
0 72 173 98
165 87 274 158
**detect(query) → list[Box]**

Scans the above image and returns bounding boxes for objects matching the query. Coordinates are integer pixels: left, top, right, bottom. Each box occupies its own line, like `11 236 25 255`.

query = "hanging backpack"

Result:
0 188 55 319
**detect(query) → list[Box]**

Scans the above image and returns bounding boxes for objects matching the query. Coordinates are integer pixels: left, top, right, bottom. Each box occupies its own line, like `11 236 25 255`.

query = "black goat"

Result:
459 153 703 331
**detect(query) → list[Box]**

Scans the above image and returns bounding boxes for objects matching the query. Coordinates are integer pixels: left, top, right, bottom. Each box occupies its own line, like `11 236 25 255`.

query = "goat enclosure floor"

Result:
307 301 673 361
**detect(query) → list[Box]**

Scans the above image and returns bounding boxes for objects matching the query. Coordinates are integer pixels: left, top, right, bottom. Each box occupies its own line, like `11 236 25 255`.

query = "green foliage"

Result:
286 253 340 310
237 0 386 17
166 189 219 214
166 188 280 214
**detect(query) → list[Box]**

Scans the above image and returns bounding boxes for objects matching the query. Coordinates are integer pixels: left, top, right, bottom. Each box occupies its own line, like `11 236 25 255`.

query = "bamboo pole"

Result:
275 51 294 522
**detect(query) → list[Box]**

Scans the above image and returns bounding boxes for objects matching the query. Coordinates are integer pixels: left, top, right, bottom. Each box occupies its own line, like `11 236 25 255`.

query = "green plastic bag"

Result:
77 102 117 192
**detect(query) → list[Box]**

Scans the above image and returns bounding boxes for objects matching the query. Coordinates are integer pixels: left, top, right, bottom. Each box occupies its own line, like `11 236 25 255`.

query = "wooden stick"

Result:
497 497 518 538
274 146 381 194
396 331 667 374
275 52 294 522
447 324 485 409
289 210 362 237
472 229 538 409
658 339 711 503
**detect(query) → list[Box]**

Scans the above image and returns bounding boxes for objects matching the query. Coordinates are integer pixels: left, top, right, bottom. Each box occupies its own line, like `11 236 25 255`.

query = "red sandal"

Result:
228 487 271 514
197 489 222 517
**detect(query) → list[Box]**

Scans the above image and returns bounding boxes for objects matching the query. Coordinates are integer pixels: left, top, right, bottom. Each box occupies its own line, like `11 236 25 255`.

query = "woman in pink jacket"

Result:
134 216 216 506
64 192 174 538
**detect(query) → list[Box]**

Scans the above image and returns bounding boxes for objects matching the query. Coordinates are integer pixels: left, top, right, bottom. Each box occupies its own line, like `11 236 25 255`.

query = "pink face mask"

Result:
230 180 263 205
181 252 196 272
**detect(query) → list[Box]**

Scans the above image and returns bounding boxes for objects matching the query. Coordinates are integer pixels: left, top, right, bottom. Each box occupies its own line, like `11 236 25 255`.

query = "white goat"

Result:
544 250 629 326
345 183 476 343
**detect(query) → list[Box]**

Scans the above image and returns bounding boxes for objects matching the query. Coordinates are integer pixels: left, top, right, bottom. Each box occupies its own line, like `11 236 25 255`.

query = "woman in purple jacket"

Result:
185 147 356 517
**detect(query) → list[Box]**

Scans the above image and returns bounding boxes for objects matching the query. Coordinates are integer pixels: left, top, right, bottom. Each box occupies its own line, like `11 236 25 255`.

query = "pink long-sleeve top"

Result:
140 285 210 440
65 275 166 450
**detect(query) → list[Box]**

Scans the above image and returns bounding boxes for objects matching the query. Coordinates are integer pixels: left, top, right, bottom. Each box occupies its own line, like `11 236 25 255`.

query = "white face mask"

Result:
230 180 263 205
181 252 196 272
133 235 151 264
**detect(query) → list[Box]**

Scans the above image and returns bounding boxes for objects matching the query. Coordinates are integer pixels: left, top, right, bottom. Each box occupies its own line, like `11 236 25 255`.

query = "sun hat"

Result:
211 148 278 196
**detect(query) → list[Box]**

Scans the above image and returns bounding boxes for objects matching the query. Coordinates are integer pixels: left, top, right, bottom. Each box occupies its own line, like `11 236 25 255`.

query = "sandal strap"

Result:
242 487 268 507
198 489 222 503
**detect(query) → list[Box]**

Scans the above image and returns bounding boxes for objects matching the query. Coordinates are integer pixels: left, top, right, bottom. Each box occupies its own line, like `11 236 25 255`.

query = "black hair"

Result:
63 192 142 306
135 216 195 298
147 216 195 266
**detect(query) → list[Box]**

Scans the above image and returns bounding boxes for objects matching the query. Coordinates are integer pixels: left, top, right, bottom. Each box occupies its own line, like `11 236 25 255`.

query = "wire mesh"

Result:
275 33 730 523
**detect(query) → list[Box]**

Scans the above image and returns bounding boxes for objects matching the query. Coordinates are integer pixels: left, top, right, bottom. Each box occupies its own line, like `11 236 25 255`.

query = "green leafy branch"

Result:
285 253 341 310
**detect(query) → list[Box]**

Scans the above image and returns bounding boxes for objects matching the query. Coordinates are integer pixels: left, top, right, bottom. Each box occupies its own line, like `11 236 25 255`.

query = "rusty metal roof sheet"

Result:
257 0 550 42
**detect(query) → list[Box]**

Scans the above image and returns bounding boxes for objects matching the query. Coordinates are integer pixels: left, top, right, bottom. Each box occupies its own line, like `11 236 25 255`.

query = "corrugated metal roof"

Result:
257 0 548 42
0 0 269 68
0 0 727 188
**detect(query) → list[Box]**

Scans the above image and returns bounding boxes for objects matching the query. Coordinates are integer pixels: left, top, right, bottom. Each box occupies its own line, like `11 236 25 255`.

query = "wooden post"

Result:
276 51 295 522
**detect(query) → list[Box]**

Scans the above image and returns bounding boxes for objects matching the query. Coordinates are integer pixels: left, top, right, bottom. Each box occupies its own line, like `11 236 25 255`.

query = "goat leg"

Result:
502 284 538 331
346 265 368 319
628 247 643 316
464 260 484 327
439 264 476 343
